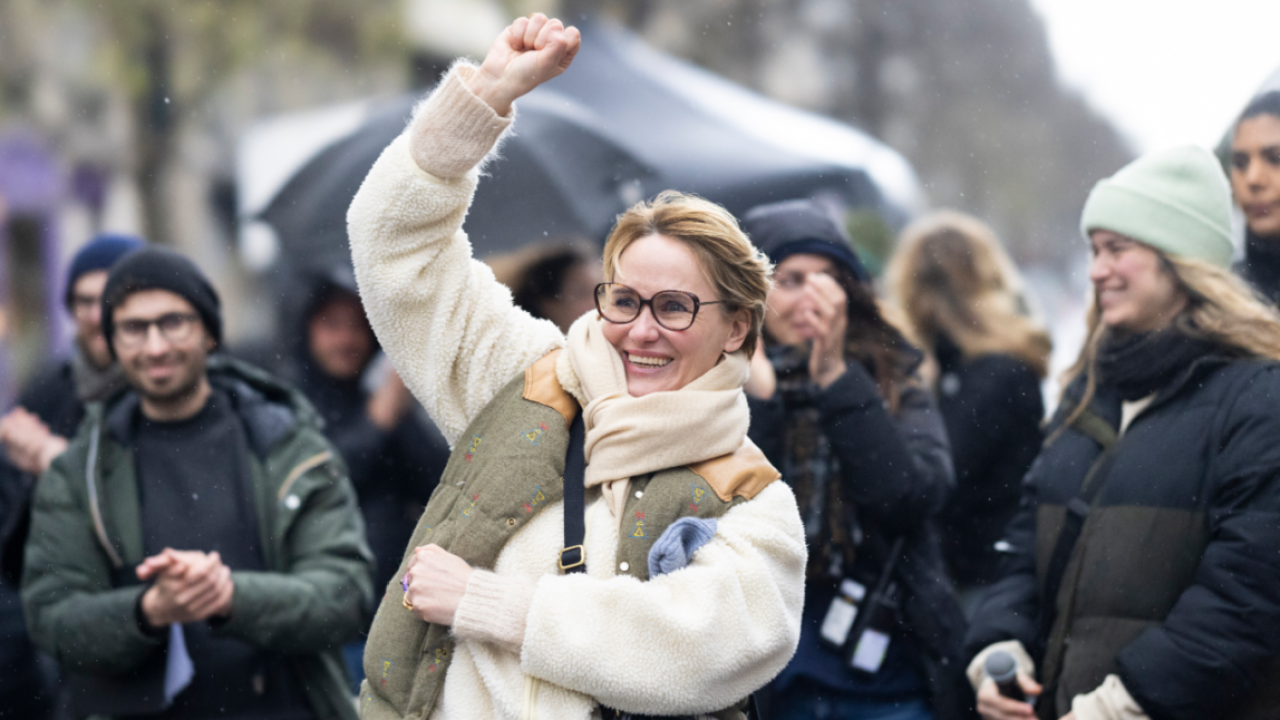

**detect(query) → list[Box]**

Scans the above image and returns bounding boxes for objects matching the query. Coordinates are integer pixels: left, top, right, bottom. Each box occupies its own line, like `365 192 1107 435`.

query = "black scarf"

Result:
1242 228 1280 304
1096 326 1217 401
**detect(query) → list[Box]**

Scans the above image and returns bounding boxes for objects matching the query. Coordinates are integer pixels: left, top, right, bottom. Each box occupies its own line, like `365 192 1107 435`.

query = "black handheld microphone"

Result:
984 650 1027 702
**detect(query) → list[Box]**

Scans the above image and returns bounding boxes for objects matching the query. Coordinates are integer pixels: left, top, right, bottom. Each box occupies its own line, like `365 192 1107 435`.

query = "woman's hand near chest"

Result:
403 544 474 625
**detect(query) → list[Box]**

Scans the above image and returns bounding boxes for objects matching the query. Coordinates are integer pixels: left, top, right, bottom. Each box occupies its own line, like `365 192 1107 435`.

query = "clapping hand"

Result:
137 548 235 628
0 407 68 475
467 13 582 116
799 272 849 389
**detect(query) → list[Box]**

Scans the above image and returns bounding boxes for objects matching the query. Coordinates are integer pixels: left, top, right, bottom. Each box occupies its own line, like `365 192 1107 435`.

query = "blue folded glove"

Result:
648 517 718 577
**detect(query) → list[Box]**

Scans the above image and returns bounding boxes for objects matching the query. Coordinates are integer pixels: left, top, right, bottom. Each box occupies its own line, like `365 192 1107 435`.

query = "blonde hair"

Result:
1059 252 1280 429
602 190 772 356
886 210 1052 378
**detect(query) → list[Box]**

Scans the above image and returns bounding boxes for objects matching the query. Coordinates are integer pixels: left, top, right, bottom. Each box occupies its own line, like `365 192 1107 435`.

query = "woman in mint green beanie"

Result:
965 145 1280 720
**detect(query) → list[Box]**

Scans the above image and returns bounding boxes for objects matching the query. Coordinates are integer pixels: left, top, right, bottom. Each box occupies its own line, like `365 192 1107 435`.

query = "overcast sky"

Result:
1029 0 1280 153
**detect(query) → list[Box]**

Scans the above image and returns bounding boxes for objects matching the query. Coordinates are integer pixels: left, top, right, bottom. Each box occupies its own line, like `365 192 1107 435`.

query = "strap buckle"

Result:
558 545 585 570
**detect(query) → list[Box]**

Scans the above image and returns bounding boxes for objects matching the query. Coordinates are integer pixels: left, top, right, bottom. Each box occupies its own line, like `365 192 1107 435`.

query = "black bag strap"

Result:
1035 407 1119 659
559 413 587 574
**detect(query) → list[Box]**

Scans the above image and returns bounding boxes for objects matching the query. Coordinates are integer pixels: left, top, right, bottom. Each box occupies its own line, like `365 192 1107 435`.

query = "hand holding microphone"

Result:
976 650 1041 720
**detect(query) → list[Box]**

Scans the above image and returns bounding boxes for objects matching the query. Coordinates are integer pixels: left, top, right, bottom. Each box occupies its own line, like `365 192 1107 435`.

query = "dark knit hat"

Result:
101 247 222 356
742 199 871 283
64 233 145 308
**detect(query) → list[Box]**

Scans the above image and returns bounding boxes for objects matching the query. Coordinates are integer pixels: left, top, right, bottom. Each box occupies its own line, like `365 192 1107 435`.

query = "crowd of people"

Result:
1 12 1279 720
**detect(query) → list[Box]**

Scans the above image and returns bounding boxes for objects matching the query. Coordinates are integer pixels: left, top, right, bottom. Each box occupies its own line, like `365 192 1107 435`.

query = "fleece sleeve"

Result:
346 63 565 447
518 481 807 715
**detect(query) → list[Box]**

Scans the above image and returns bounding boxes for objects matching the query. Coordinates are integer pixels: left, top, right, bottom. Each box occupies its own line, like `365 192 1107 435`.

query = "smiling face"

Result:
1089 230 1188 333
1232 113 1280 238
112 289 215 419
70 270 112 369
600 234 750 397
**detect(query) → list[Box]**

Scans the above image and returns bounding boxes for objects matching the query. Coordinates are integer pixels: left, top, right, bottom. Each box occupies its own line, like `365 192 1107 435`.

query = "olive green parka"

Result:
21 356 374 720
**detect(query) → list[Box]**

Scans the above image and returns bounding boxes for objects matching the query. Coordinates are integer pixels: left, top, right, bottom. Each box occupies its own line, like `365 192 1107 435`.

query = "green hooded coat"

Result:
21 356 374 720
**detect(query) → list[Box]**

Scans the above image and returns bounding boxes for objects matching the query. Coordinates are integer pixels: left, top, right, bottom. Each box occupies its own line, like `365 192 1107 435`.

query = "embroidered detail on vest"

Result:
523 485 547 513
380 659 393 686
464 435 482 462
461 494 479 518
524 421 550 445
687 437 780 502
523 349 578 428
427 646 447 673
631 511 647 539
690 484 707 512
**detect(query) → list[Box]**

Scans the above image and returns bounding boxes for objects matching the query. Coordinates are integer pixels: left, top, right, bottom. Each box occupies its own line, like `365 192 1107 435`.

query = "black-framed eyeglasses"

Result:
114 313 200 347
594 282 726 331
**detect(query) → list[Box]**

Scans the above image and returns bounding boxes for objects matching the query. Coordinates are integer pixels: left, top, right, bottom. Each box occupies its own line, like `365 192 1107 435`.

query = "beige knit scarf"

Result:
555 313 751 518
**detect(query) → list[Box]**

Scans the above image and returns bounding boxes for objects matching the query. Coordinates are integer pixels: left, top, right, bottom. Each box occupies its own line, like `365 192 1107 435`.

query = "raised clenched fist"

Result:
466 13 582 116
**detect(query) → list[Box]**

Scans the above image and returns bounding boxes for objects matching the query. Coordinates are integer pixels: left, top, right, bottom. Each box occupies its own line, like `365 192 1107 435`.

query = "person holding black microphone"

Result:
965 145 1280 720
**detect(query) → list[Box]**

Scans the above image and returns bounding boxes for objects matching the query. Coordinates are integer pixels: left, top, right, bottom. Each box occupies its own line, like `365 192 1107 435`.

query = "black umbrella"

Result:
255 18 921 276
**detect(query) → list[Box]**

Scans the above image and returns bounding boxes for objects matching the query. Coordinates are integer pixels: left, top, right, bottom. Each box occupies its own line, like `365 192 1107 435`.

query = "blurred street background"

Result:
0 0 1277 406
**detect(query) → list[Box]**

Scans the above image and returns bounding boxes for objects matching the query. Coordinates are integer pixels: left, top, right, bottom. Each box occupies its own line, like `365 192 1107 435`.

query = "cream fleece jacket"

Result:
347 64 807 720
966 641 1148 720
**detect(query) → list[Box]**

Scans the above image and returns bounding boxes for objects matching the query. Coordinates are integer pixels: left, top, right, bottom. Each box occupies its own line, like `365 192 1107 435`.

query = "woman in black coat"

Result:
885 211 1051 597
966 146 1280 720
1231 91 1280 302
743 199 971 720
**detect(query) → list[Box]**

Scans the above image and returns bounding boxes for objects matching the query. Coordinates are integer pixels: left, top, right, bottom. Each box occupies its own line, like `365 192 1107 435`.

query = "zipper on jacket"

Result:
84 422 124 569
521 675 541 720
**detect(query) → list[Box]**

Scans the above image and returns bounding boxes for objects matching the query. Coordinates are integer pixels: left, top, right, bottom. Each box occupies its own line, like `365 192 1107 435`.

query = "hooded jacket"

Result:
21 356 375 720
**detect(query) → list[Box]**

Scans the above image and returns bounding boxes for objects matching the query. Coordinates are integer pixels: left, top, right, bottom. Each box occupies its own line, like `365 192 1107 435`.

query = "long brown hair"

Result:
886 210 1052 378
1059 251 1280 429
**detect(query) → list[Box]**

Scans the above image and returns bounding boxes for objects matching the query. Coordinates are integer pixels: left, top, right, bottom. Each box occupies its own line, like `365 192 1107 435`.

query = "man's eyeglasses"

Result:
114 313 201 347
594 282 725 331
70 294 102 319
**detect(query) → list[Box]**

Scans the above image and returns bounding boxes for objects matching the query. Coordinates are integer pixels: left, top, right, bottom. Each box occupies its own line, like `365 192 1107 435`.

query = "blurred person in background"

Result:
742 199 971 720
288 269 449 688
1230 91 1280 303
0 234 142 488
966 146 1280 720
0 233 140 719
21 247 373 720
884 211 1050 602
487 239 602 334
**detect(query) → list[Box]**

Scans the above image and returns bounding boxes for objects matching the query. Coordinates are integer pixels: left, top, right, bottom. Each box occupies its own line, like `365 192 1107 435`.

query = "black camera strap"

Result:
558 413 587 574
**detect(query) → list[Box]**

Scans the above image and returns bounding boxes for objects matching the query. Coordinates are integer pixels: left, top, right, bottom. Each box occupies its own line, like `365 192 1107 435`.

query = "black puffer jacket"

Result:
750 353 972 720
966 355 1280 720
1235 228 1280 304
932 337 1044 589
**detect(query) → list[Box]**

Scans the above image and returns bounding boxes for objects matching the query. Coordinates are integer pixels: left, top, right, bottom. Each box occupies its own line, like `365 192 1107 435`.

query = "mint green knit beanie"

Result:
1080 145 1234 268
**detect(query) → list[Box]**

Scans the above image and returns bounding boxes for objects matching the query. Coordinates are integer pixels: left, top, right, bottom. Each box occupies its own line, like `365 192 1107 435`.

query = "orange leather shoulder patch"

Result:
522 349 578 428
687 436 781 502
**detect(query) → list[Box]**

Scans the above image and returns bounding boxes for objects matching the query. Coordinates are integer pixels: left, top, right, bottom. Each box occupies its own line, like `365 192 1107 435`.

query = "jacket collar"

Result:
104 356 304 459
1068 352 1237 430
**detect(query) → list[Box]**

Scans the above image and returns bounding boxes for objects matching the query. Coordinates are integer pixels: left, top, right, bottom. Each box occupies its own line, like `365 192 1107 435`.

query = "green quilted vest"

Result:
359 351 778 720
